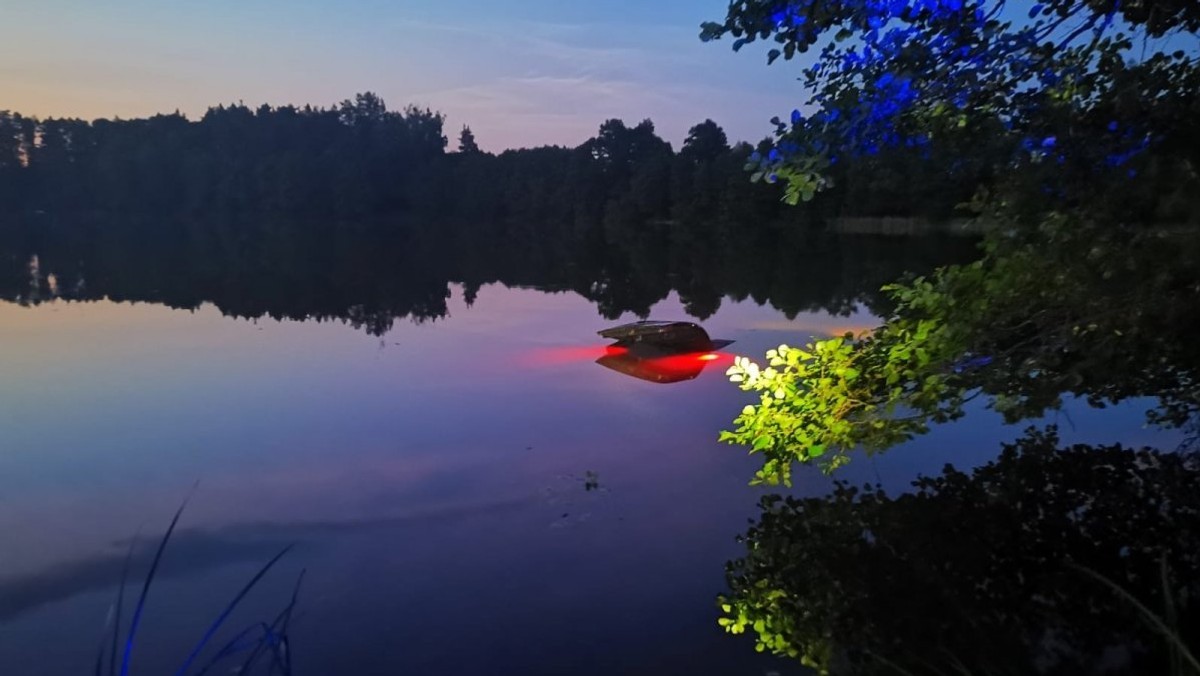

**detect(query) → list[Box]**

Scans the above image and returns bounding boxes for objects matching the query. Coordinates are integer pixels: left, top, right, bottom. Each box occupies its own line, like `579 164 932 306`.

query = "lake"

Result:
0 225 1182 675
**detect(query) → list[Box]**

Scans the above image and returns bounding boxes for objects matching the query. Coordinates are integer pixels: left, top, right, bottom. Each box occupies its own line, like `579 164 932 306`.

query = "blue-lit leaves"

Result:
1105 150 1134 167
1019 132 1066 166
1103 131 1150 168
1010 119 1152 183
705 0 1180 206
771 5 809 29
953 354 993 373
1039 69 1061 86
866 72 917 126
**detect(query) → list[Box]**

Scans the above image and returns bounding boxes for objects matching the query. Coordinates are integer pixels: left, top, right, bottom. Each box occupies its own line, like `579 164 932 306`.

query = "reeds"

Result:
94 496 299 676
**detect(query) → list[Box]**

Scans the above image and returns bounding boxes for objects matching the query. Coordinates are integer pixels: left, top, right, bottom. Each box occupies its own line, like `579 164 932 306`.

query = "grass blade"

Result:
1160 556 1183 675
120 492 194 676
174 544 294 676
864 648 921 676
192 622 270 676
94 625 109 676
95 538 137 676
108 534 138 676
237 570 305 676
1072 563 1200 674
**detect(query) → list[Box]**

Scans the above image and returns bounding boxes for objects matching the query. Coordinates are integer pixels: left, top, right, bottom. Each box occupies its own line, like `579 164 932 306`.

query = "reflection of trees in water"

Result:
0 102 985 333
0 214 977 334
720 427 1200 675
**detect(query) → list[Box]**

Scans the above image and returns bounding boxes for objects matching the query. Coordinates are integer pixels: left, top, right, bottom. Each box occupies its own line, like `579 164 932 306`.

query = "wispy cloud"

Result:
415 73 720 150
390 14 768 150
0 1 804 149
388 16 702 80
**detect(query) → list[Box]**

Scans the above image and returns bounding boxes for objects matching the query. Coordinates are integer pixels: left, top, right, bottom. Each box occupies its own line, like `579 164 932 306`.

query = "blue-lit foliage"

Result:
702 0 1200 203
705 0 1200 485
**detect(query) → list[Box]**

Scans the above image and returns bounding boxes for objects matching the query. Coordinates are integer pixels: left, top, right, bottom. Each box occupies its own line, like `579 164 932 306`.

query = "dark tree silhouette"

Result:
457 125 481 154
721 427 1200 675
680 119 729 164
0 94 1002 226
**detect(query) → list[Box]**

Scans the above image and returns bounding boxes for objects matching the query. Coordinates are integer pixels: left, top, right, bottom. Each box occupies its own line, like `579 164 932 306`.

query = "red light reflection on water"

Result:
521 344 734 382
642 351 733 371
598 348 734 384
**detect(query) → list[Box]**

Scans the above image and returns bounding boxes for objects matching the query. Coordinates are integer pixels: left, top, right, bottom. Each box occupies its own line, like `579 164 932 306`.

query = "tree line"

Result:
0 92 980 226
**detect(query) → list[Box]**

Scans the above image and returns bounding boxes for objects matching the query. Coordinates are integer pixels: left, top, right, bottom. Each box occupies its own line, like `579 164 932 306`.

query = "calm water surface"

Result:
0 273 1178 674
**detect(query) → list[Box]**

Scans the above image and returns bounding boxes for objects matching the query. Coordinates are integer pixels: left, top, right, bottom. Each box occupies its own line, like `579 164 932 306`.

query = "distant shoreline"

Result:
828 217 985 237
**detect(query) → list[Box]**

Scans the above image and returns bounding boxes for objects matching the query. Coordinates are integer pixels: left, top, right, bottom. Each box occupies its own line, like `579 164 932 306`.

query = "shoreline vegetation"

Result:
700 0 1200 671
0 93 982 228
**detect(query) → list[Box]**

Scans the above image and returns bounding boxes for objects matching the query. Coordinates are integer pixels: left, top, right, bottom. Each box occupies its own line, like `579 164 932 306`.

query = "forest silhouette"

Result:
0 92 977 221
0 92 980 333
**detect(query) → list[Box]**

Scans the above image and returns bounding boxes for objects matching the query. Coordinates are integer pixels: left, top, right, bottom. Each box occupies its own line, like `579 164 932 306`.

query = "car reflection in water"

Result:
595 321 733 384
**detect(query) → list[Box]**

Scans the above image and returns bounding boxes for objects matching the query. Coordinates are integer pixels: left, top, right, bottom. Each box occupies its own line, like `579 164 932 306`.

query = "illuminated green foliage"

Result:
721 269 973 482
722 215 1200 482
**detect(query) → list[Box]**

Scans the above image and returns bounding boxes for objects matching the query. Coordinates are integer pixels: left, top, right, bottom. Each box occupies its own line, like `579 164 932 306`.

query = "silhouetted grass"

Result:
94 495 299 676
173 544 294 675
94 534 137 676
191 570 304 676
863 562 1200 676
1073 562 1200 676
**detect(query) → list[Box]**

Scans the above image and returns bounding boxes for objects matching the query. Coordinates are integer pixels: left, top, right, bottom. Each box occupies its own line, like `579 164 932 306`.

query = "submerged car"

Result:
597 320 730 354
595 321 732 383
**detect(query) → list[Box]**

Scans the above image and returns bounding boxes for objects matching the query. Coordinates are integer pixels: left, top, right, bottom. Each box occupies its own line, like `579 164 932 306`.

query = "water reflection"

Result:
0 497 536 626
0 213 978 334
720 427 1200 675
595 345 733 384
0 215 1182 675
0 286 821 676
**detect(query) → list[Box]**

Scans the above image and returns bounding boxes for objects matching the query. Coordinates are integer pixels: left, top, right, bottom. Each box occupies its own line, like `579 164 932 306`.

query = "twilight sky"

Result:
0 0 812 151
